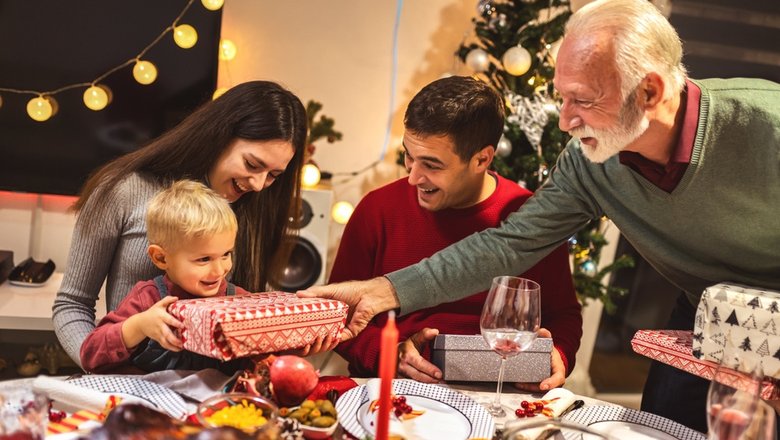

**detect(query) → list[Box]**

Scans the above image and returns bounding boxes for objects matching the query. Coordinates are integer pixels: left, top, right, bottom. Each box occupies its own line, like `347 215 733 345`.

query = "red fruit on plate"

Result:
269 355 319 406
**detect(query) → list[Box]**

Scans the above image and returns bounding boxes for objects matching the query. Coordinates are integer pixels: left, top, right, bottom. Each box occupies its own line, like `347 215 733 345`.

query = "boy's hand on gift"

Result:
124 296 184 351
513 328 566 392
397 328 443 383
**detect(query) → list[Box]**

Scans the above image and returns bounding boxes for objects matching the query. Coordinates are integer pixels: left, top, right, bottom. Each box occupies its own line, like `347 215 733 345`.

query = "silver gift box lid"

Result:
433 334 552 352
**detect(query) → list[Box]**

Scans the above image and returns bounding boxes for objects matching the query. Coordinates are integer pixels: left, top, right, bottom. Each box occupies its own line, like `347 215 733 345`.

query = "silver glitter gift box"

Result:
432 334 552 382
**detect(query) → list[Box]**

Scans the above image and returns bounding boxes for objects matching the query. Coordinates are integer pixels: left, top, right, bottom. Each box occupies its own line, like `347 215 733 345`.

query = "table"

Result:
0 375 612 439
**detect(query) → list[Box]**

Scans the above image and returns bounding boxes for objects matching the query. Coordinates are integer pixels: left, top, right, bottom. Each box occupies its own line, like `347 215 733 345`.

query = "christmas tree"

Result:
457 0 633 312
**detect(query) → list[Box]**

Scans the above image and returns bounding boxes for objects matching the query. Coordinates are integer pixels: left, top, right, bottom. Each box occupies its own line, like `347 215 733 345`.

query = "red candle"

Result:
376 311 398 440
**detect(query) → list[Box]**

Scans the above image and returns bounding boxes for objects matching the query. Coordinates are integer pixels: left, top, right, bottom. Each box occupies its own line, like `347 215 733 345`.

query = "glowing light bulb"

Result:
173 24 198 49
0 94 3 109
212 87 228 100
201 0 224 10
83 85 110 111
219 39 237 61
301 164 321 188
27 96 57 122
331 201 354 225
133 60 158 85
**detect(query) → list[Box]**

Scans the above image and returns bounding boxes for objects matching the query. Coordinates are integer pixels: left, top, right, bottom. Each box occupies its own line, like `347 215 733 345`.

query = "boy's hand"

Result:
122 296 184 351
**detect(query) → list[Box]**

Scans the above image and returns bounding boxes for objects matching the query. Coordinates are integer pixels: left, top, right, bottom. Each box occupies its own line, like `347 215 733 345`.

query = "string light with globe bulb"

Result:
201 0 224 12
173 24 198 49
219 39 238 61
332 201 355 225
301 164 322 188
0 0 221 121
83 85 111 111
26 96 57 122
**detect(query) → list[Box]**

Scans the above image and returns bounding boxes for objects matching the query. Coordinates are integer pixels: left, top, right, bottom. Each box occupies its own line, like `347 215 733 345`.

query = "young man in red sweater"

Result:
329 76 582 391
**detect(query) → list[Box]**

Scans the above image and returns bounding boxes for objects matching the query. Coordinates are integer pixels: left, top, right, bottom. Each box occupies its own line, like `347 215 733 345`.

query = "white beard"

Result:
571 94 650 163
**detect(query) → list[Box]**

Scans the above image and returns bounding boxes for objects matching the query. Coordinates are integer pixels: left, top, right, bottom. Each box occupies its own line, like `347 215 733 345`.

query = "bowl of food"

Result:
281 399 338 439
196 393 279 436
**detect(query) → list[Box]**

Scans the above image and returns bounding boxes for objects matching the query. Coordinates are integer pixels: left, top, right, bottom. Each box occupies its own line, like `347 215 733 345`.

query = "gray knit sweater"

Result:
53 173 163 365
387 78 780 315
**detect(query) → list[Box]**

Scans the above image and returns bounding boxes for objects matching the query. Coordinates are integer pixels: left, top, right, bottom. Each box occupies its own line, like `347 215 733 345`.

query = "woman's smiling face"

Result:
207 138 294 202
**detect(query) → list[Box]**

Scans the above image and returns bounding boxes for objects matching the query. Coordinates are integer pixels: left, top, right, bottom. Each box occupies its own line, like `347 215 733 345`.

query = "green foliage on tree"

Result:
455 0 633 310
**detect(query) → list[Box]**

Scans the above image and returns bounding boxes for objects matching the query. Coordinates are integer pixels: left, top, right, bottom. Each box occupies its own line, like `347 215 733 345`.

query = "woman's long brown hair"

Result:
74 80 307 291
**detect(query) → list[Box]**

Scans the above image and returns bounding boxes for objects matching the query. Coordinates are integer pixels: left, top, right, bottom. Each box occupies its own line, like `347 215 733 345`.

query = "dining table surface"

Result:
0 374 655 440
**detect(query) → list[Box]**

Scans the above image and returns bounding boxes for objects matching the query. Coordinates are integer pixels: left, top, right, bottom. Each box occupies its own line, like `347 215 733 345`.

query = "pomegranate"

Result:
269 355 319 406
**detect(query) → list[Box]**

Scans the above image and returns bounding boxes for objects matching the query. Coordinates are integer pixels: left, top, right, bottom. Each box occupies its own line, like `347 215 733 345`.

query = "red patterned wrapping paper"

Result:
168 292 348 361
631 329 779 400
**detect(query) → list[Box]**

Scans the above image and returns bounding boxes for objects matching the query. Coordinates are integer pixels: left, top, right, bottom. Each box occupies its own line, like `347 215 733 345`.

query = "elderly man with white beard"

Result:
301 0 780 433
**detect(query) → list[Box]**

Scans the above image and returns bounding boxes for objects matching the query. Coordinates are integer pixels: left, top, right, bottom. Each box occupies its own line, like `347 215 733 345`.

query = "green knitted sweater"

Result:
387 78 780 314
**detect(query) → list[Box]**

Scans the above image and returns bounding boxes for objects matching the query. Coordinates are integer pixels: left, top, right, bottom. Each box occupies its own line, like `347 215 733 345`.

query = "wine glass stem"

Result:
491 357 507 415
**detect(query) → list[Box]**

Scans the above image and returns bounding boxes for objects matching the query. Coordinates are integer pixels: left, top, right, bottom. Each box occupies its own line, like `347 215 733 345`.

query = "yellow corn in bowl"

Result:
196 393 279 436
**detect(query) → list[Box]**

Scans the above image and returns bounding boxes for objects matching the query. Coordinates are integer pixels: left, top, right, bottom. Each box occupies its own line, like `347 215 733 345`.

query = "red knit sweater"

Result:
330 173 582 377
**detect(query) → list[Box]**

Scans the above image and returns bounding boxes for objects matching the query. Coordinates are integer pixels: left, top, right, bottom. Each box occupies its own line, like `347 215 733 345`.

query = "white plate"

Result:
68 375 188 420
336 379 494 440
562 406 706 440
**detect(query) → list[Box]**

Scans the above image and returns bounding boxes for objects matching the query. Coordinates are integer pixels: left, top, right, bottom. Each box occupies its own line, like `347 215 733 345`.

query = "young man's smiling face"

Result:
402 131 491 212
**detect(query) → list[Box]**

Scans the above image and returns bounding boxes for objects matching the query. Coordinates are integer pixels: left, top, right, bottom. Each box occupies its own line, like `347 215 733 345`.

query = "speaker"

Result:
278 188 333 291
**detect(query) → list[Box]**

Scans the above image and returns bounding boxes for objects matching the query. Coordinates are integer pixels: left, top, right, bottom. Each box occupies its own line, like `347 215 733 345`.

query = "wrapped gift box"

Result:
168 292 348 361
631 329 779 399
431 334 551 382
693 283 780 379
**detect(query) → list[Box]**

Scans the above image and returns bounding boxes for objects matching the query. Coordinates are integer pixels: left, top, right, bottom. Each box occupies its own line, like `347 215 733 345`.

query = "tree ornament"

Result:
506 92 549 147
488 13 507 30
477 0 493 16
539 163 549 179
502 46 532 76
465 48 490 73
568 236 578 252
580 259 597 277
496 135 512 157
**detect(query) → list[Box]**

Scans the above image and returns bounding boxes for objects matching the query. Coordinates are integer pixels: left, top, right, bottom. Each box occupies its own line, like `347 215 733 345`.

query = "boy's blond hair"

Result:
146 180 237 249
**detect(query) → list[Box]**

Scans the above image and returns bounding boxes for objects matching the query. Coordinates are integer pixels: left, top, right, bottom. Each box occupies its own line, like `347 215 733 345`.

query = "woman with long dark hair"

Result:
53 80 307 366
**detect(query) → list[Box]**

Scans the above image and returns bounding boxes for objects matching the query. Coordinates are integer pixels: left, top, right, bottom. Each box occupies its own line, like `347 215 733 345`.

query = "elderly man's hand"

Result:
298 277 400 341
397 328 442 383
513 328 566 392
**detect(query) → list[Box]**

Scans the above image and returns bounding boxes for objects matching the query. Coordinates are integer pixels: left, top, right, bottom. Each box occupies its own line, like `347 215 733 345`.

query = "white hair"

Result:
566 0 687 100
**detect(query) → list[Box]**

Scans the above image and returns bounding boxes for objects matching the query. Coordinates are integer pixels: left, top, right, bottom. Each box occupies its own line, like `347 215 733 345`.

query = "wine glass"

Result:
480 276 541 417
706 355 762 440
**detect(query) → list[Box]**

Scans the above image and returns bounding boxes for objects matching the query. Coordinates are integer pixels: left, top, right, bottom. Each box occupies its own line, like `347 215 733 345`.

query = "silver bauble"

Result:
496 135 512 158
502 46 532 76
466 48 490 73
